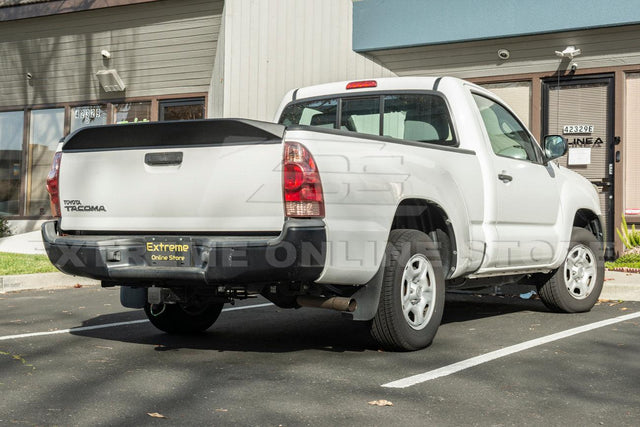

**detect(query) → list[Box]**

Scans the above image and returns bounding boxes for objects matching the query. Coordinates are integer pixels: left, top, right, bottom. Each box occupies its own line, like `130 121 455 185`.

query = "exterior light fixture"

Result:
555 46 581 59
96 69 126 92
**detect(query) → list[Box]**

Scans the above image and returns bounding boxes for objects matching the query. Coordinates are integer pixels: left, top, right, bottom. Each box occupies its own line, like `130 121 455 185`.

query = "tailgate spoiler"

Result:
62 119 286 151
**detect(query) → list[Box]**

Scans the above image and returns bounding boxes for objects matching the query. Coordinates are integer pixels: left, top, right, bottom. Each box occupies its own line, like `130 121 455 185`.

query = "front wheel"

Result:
144 301 224 334
370 229 445 351
537 227 604 313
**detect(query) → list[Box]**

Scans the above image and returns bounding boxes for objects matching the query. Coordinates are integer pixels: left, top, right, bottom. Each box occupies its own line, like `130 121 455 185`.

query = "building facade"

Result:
2 0 639 255
353 0 640 256
0 0 392 232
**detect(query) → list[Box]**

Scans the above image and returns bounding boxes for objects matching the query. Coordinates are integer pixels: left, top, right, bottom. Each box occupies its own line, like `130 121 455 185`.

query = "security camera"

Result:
570 62 578 71
101 49 111 59
26 72 32 80
497 49 510 60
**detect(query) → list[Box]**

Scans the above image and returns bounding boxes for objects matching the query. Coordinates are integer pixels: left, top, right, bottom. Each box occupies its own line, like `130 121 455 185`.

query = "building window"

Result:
0 111 24 216
28 108 64 216
159 98 205 121
70 104 108 132
115 102 151 124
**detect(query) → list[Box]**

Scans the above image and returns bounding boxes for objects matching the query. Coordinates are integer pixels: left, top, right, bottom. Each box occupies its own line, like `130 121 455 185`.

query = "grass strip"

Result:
0 252 58 275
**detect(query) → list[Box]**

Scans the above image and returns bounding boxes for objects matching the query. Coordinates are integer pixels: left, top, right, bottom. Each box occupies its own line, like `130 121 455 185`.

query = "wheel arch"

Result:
573 209 604 243
390 198 457 279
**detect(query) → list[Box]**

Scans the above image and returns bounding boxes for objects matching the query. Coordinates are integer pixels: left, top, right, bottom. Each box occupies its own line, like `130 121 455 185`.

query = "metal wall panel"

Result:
219 0 396 121
0 0 223 107
368 25 640 79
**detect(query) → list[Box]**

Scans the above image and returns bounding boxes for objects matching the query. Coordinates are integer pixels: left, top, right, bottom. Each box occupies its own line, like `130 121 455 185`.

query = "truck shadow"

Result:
69 293 549 353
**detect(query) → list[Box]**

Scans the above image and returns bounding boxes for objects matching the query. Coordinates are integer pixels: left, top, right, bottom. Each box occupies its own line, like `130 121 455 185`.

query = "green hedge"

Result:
606 252 640 270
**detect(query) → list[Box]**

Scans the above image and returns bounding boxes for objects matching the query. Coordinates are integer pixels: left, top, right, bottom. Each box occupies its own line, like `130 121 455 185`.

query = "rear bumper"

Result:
41 220 326 286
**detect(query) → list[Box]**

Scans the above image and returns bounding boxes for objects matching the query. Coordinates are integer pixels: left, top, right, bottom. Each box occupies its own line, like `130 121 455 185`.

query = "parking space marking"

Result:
382 311 640 389
0 302 273 342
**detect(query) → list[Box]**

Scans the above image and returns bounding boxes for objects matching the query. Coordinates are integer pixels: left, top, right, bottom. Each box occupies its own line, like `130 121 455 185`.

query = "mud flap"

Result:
343 255 385 321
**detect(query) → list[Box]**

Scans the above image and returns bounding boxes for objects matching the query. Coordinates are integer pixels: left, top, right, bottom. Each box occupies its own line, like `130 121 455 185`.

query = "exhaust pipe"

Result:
296 296 357 312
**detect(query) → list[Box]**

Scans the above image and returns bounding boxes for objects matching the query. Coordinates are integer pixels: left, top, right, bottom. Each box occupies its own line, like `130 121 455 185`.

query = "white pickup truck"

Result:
43 77 604 351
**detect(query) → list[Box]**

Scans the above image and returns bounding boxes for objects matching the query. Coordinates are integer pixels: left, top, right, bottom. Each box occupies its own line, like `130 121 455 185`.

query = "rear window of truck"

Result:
279 94 456 146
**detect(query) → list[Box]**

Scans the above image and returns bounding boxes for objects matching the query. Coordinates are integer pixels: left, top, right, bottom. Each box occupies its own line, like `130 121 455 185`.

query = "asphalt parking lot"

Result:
1 286 639 426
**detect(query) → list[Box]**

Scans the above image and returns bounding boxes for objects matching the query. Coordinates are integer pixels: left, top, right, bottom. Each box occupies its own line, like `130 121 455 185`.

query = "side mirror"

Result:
542 135 567 161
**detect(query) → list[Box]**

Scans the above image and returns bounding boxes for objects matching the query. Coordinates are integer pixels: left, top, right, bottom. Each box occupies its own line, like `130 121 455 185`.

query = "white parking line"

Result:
0 302 274 342
382 311 640 389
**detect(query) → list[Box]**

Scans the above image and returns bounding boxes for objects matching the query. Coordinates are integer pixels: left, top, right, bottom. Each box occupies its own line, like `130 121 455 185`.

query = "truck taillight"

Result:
46 152 62 218
283 141 324 218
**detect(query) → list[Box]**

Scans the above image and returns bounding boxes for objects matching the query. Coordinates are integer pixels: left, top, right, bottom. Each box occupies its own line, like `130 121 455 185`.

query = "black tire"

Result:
144 301 224 334
537 227 604 313
371 229 445 351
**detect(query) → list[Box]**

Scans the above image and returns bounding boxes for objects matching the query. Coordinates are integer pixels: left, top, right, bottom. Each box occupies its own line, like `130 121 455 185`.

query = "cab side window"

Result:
472 94 538 162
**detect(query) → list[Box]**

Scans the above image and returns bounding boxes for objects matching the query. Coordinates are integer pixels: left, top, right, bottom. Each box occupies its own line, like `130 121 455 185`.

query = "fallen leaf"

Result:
620 307 629 311
604 278 614 281
74 284 82 288
215 408 228 412
368 399 393 407
147 412 167 419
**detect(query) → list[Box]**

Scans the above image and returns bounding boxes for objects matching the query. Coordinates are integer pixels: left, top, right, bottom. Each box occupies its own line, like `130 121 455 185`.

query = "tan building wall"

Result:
0 0 223 108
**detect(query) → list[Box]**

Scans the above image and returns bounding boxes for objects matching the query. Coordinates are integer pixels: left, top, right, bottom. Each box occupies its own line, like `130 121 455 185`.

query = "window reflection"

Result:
28 108 64 216
160 98 204 121
115 102 151 124
0 111 24 216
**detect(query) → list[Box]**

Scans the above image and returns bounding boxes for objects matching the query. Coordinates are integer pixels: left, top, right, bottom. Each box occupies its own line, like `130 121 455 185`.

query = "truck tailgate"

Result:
58 119 285 233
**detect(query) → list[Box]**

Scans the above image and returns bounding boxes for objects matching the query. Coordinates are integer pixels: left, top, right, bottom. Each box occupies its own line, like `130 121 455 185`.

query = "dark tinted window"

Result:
159 98 205 121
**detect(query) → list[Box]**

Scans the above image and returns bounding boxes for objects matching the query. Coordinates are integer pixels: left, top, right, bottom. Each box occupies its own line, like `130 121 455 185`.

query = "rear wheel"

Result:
537 227 604 313
370 229 445 351
144 301 224 334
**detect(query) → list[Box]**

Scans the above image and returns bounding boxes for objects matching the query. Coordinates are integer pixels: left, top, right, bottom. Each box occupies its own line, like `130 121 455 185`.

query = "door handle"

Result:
498 173 513 183
145 152 183 166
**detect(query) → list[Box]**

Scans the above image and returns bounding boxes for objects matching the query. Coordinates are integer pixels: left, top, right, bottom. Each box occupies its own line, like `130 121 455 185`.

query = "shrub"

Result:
0 216 11 238
616 215 640 250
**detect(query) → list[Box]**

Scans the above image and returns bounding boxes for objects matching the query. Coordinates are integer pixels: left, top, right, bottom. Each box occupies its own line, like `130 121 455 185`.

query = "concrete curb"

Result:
0 272 100 294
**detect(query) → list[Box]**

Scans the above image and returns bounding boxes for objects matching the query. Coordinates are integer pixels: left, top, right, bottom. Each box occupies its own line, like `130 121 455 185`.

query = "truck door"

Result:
472 93 562 268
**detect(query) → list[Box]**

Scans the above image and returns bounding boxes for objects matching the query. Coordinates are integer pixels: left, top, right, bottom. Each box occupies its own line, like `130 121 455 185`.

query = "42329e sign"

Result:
563 125 594 134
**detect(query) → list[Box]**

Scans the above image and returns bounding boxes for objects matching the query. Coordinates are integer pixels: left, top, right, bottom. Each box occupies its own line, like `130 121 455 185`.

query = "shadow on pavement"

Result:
69 292 549 353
